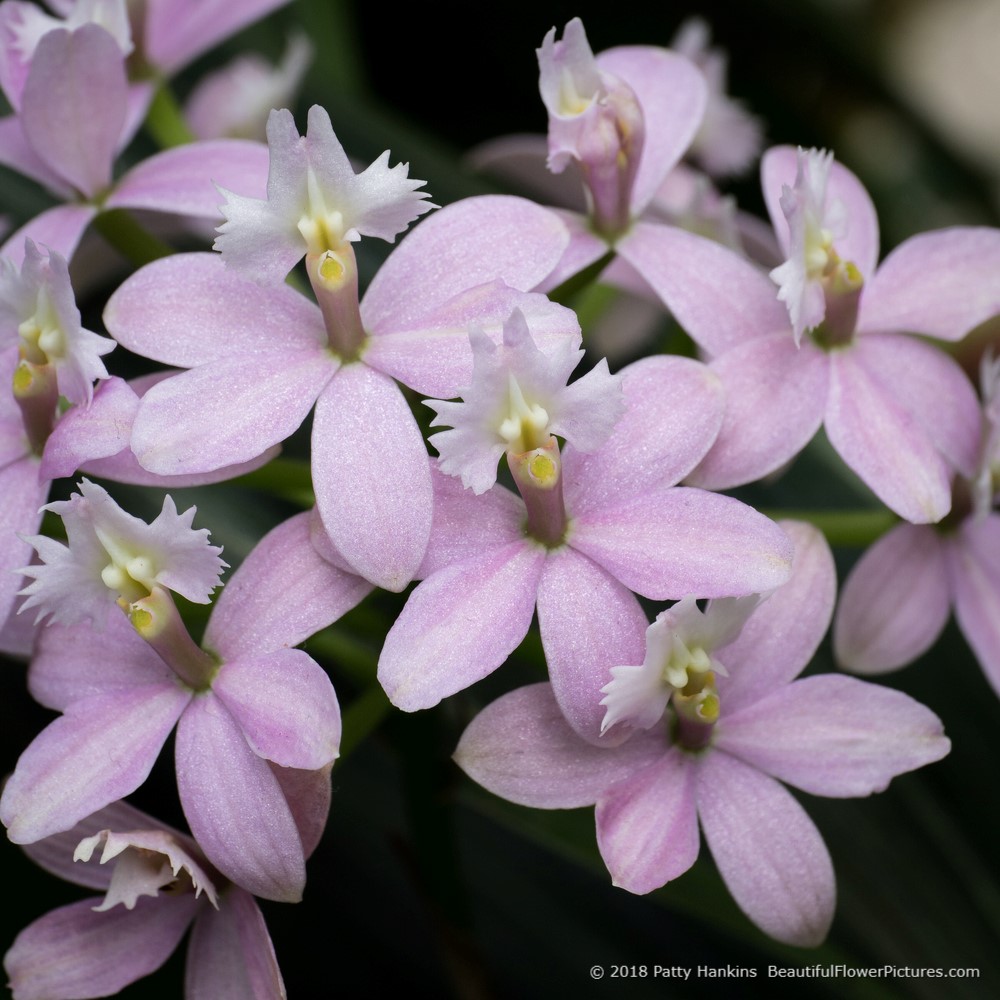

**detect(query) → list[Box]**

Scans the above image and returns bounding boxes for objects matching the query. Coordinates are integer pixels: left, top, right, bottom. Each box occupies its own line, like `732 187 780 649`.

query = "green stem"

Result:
92 209 175 267
761 508 897 547
145 84 196 148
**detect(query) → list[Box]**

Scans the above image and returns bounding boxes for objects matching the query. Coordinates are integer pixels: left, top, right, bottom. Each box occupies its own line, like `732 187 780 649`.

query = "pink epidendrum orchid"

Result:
426 307 624 498
455 522 950 946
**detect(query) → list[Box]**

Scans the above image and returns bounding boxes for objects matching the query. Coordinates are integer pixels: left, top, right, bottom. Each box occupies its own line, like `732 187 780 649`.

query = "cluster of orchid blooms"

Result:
1 3 999 996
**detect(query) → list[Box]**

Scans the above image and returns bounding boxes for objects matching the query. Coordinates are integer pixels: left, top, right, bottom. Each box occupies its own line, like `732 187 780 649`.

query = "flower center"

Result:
297 167 347 255
498 375 551 454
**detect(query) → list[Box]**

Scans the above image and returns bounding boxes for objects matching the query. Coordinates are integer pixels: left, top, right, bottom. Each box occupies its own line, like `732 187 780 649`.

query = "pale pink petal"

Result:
29 610 174 712
205 510 371 659
686 333 828 490
826 346 951 523
212 649 340 770
0 685 190 843
717 520 835 715
104 252 326 366
597 46 707 215
20 24 124 197
618 221 788 356
0 114 75 194
176 694 305 903
144 0 291 74
949 514 1000 696
454 683 663 808
762 145 880 281
859 227 1000 340
718 674 950 797
536 547 649 746
570 487 794 600
377 541 545 711
834 523 950 674
563 354 724 515
185 886 285 1000
595 748 700 894
312 366 431 592
696 752 835 947
0 202 95 265
107 140 270 219
851 332 981 478
5 894 198 1000
417 464 526 578
270 763 331 860
0 454 45 623
364 283 579 400
361 195 570 331
130 352 332 475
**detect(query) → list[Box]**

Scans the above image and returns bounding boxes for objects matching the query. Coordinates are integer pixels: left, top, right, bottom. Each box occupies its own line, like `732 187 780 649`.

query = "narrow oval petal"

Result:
312 365 432 592
619 221 789 356
826 346 951 523
563 354 724 515
418 464 526 578
269 763 332 861
131 352 332 475
717 520 836 716
851 332 981 478
107 139 270 219
858 227 1000 341
378 541 545 711
762 145 880 281
105 253 326 367
570 487 794 600
5 894 198 1000
689 333 828 489
1 685 189 843
0 113 74 195
595 747 700 894
185 886 285 1000
205 511 371 659
949 514 1000 697
212 649 341 770
454 683 663 808
176 694 306 903
21 25 124 197
834 523 950 674
362 195 570 331
696 752 835 947
597 46 707 215
536 547 649 746
1 454 45 625
534 209 611 292
718 674 950 797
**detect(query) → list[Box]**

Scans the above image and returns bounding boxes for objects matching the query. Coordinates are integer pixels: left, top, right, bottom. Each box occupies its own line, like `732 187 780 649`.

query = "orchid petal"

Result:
176 694 306 902
718 674 950 797
21 24 124 197
534 209 611 292
212 649 341 770
312 366 431 591
833 523 950 674
536 547 649 746
0 684 189 843
362 195 570 331
378 541 544 711
697 752 835 947
595 748 700 894
618 221 788 356
205 510 371 659
570 487 793 600
563 354 724 515
185 886 286 1000
858 227 1000 340
686 333 828 489
454 683 663 808
104 252 326 367
5 894 198 1000
107 140 269 219
269 763 331 861
826 346 951 523
0 454 45 624
0 203 95 266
